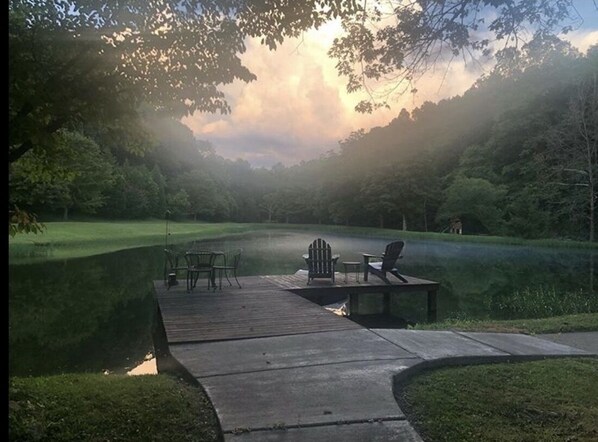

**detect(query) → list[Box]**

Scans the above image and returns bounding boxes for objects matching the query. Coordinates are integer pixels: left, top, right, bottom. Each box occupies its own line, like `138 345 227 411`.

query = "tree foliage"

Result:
9 207 45 238
544 74 598 241
10 131 115 220
330 0 584 112
438 176 508 235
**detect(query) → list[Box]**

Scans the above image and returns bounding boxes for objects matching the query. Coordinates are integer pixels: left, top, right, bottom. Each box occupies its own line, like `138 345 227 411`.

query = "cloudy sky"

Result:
182 3 598 168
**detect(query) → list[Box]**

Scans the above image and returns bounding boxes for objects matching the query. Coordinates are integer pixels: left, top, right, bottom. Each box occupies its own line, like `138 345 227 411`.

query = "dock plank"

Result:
155 280 361 343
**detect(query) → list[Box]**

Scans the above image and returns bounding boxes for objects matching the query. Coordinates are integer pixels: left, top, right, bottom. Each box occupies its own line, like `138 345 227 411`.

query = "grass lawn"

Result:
8 220 270 263
9 374 221 442
413 313 598 334
399 358 598 442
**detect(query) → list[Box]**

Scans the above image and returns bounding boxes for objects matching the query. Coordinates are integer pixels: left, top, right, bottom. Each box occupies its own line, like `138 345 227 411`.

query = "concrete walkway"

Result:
169 329 592 441
539 331 598 354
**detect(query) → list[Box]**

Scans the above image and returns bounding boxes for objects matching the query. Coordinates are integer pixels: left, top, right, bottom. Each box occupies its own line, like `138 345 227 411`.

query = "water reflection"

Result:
9 248 162 377
127 353 157 376
9 230 597 377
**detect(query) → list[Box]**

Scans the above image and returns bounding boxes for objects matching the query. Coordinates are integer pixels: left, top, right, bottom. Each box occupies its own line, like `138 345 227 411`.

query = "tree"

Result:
167 190 191 219
176 169 235 221
149 166 168 217
272 188 310 223
545 74 598 241
327 182 362 226
329 0 584 112
360 172 399 229
10 130 115 220
505 188 551 239
437 176 508 235
103 163 160 218
260 193 279 223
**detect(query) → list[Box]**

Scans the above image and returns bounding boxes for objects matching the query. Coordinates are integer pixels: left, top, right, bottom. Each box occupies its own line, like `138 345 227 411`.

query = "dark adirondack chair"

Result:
363 240 408 284
303 238 340 285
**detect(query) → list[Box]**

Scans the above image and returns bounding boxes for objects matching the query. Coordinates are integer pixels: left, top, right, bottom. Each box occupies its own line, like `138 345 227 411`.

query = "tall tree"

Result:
437 176 508 235
545 74 598 241
360 172 399 229
10 130 115 220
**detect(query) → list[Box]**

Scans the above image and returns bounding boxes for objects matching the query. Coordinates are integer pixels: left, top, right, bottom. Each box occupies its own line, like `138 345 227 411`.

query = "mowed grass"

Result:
9 374 221 442
8 221 270 263
399 358 598 442
414 313 598 334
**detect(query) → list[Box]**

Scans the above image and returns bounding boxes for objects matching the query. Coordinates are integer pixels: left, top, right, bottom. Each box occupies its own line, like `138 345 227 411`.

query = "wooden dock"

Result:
265 273 440 322
154 273 439 345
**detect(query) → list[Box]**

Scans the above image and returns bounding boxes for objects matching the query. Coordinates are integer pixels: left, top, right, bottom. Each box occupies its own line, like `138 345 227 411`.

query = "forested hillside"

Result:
10 42 597 241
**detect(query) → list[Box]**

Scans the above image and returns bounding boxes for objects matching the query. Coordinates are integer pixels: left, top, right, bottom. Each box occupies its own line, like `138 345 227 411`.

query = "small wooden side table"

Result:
342 261 361 284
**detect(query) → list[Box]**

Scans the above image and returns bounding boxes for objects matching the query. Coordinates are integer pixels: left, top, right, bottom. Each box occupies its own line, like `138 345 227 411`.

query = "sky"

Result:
182 2 598 168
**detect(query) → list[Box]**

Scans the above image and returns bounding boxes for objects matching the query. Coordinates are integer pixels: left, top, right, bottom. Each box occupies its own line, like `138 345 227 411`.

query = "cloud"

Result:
182 13 596 168
563 30 598 53
183 22 402 167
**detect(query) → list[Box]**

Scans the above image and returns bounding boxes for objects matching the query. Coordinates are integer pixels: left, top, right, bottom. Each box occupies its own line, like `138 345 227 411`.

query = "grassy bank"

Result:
413 313 598 334
9 374 221 441
9 221 271 263
9 220 597 263
399 358 598 442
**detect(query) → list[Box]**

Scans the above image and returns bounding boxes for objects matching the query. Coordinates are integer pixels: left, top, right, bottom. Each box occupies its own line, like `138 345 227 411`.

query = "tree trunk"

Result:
402 214 407 231
379 214 384 229
423 199 428 232
590 253 595 293
590 184 595 242
63 207 69 221
582 74 596 242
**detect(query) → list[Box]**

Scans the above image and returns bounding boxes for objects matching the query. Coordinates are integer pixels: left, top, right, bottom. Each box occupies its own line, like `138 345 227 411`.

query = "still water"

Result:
9 230 596 377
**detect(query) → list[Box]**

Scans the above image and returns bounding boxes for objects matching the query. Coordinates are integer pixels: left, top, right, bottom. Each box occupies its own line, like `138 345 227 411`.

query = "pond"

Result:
9 230 596 377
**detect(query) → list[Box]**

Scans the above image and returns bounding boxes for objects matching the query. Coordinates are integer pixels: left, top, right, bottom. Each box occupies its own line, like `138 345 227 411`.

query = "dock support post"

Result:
427 289 438 322
383 292 391 315
349 293 359 315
